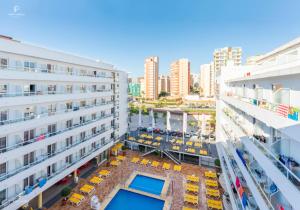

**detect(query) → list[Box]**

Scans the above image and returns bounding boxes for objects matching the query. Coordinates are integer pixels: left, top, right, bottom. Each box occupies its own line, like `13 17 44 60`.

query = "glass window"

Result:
0 58 8 69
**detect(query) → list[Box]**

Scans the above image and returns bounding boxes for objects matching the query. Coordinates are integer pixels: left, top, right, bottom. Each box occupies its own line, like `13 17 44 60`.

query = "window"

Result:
80 148 86 157
66 120 73 128
0 58 8 69
0 84 7 97
80 132 86 141
0 110 8 122
80 116 86 124
66 102 72 110
91 142 96 149
67 67 73 75
47 64 54 73
24 152 35 166
66 154 72 164
48 85 56 94
47 143 56 156
101 137 105 145
0 162 6 175
66 85 73 93
92 127 96 135
0 189 7 204
0 137 6 152
91 113 96 120
48 124 57 135
66 136 73 147
23 175 34 189
80 101 86 107
24 61 35 71
24 129 35 142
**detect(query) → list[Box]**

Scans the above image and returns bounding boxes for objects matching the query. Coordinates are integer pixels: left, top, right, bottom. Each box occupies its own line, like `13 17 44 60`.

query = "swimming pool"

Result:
104 189 165 210
129 174 165 195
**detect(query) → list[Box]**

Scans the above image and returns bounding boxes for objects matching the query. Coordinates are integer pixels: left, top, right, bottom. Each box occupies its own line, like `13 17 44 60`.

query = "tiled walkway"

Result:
47 150 218 210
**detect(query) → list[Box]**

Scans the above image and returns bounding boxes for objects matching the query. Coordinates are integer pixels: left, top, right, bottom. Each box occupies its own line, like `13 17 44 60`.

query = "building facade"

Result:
158 75 170 94
216 37 300 210
144 56 159 100
0 37 128 209
128 83 141 97
170 58 190 98
214 47 242 73
200 63 215 97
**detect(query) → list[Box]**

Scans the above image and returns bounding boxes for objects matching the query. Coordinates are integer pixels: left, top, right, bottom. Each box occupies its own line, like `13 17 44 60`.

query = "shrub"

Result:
61 186 71 197
214 159 220 167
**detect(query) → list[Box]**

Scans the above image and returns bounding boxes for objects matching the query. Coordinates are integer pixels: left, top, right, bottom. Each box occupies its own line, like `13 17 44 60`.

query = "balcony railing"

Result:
0 114 113 153
0 127 111 181
0 101 113 127
0 139 112 209
222 109 300 190
224 93 299 122
0 65 113 79
0 89 112 98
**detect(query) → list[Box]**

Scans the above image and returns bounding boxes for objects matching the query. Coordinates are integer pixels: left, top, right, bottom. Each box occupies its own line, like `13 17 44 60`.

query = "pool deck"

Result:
46 150 219 210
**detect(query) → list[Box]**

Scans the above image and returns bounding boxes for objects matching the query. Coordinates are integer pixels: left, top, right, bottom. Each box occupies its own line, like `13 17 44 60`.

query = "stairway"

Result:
163 150 181 165
142 148 158 157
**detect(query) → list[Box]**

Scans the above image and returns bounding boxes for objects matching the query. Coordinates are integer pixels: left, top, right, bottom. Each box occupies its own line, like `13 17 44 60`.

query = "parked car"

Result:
139 127 147 132
185 133 191 138
159 130 165 135
147 127 154 132
153 128 160 133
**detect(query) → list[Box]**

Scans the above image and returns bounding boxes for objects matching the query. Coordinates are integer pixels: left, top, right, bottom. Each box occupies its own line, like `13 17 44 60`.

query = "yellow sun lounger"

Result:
155 136 162 141
146 135 153 139
205 171 217 179
116 155 126 161
174 165 182 172
153 142 160 146
172 146 180 151
145 140 152 145
131 157 140 163
80 185 95 195
186 175 200 183
140 134 147 138
186 141 193 146
71 193 85 201
89 176 103 185
151 161 160 167
128 136 135 141
99 169 110 177
138 139 145 143
140 159 149 165
162 162 171 170
186 184 199 193
207 199 223 209
68 196 82 206
200 150 208 156
184 194 198 205
110 160 120 166
194 142 202 148
206 188 220 197
205 179 218 188
176 140 183 145
187 148 195 154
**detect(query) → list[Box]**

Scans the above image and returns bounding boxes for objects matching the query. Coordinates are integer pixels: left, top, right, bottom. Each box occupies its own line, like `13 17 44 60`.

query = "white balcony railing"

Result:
0 114 113 153
0 126 111 181
0 101 113 127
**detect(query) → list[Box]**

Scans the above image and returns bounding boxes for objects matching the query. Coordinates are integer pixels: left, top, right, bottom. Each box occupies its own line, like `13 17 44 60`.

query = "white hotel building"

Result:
216 37 300 210
0 36 128 209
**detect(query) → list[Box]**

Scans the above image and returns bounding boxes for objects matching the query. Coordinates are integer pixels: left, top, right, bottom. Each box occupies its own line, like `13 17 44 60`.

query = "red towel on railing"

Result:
236 177 241 188
238 186 244 197
37 134 45 141
277 104 289 117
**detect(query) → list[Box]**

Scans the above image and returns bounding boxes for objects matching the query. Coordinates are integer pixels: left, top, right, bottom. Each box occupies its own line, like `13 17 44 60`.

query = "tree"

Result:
158 91 169 98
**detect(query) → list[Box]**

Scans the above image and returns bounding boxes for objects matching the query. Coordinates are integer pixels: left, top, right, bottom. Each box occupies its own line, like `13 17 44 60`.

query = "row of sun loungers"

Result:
204 170 223 209
131 157 182 171
183 174 200 209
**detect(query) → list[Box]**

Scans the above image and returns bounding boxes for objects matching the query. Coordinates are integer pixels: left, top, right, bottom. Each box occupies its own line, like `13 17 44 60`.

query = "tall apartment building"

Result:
144 56 159 100
214 47 242 72
190 73 200 89
170 58 190 98
0 36 128 210
216 37 300 210
158 75 170 94
200 63 215 97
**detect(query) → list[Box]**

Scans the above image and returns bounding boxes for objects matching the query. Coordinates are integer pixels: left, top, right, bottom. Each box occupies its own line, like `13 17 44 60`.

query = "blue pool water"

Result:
105 189 165 210
129 174 165 195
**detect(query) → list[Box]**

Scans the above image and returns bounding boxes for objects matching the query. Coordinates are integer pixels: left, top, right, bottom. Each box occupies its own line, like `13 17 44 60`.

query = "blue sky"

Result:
1 0 300 76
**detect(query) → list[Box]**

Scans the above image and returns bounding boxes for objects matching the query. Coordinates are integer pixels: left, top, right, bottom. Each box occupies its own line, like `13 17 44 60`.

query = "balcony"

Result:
0 101 113 127
0 140 113 210
221 95 300 142
0 88 112 98
0 126 111 182
0 65 113 79
0 114 113 154
222 110 300 209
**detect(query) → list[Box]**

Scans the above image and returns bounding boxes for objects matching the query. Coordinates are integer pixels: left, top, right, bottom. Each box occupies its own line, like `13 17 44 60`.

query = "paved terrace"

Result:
46 150 222 210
